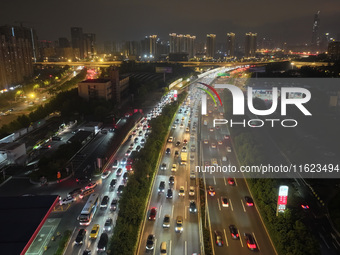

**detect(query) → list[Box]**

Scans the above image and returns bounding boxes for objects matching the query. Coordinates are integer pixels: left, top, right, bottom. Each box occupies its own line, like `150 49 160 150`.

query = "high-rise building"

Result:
226 33 235 58
149 35 157 58
83 33 96 58
169 33 177 53
0 25 35 89
71 27 84 59
244 32 257 58
328 41 340 60
206 34 216 58
311 11 321 47
184 34 195 59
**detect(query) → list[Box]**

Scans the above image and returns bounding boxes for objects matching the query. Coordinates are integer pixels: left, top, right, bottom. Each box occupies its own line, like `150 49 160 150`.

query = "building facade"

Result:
245 32 257 58
206 34 216 59
226 33 235 58
71 27 84 59
0 25 35 89
328 41 340 60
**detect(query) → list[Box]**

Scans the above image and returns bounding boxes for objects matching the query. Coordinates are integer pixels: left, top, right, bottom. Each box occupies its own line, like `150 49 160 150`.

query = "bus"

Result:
77 193 99 225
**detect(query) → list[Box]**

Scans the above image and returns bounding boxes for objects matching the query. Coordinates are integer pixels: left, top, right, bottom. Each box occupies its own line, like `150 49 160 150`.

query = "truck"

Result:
180 152 188 165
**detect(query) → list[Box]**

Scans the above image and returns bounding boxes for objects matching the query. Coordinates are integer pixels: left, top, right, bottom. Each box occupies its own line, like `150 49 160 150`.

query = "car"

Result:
67 188 82 198
301 204 310 210
166 148 171 154
136 145 141 151
229 225 239 239
175 216 183 233
163 214 170 228
109 179 117 190
90 224 100 239
224 135 230 140
221 197 229 207
101 170 111 179
189 186 195 196
190 171 196 179
121 158 127 164
84 182 97 190
125 150 131 156
179 186 185 197
169 175 175 185
129 143 134 149
228 178 235 185
127 135 132 141
174 150 179 157
204 139 208 144
190 144 196 151
183 139 188 144
110 199 118 211
75 229 86 244
220 112 224 116
134 137 139 143
171 164 177 172
166 188 173 199
227 146 232 152
141 138 146 144
190 154 195 161
158 181 165 193
116 168 123 177
112 159 119 168
244 233 257 250
100 196 109 208
146 234 155 250
52 136 62 141
139 131 143 136
172 124 177 129
168 136 173 142
209 128 214 132
186 127 190 132
175 141 181 147
181 146 187 152
217 140 223 145
161 163 167 170
214 230 223 246
211 143 216 149
97 233 109 252
123 172 129 181
208 186 215 196
180 123 184 128
104 218 113 231
149 207 157 220
59 196 76 205
189 200 197 213
245 196 254 206
117 185 124 194
222 156 227 162
175 119 179 124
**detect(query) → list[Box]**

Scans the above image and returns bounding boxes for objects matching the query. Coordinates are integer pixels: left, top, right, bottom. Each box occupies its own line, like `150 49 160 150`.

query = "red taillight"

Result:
248 243 256 249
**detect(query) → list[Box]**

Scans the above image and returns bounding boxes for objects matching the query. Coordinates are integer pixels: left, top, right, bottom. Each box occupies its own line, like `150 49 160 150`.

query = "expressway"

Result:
137 97 201 255
192 77 277 255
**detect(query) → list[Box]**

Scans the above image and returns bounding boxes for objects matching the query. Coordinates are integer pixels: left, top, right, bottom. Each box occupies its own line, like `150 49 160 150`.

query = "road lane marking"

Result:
224 228 229 247
213 176 216 185
224 177 227 186
171 205 174 218
153 239 157 255
185 206 187 219
229 199 233 211
185 240 187 255
252 232 260 250
239 229 243 247
241 199 246 212
159 205 162 218
234 178 238 186
169 240 172 255
217 198 221 211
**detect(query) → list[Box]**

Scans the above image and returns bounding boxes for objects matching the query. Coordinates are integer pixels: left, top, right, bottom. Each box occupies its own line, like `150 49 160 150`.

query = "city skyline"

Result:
1 0 339 44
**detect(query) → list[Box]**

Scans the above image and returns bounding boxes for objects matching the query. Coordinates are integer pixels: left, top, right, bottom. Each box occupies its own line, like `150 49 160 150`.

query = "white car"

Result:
227 146 232 152
59 196 76 205
222 156 227 162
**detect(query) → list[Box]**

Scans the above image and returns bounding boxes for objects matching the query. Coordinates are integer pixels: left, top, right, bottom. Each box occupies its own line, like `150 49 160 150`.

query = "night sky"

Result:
1 0 340 44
